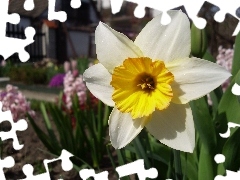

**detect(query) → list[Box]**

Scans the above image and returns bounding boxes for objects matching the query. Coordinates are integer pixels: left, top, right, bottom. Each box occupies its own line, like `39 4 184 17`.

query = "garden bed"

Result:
1 111 118 179
2 112 80 179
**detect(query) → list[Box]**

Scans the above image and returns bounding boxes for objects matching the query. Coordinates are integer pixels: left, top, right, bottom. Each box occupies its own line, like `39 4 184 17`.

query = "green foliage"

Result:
45 65 64 83
191 23 208 58
223 126 240 171
76 57 90 74
28 93 110 169
0 60 13 76
5 64 48 84
231 32 240 77
1 61 64 85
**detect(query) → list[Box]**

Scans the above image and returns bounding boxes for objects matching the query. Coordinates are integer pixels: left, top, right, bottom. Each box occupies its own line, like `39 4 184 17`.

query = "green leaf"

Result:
231 32 240 77
223 127 240 171
180 152 198 180
40 103 61 152
27 114 57 154
202 51 216 63
132 135 151 169
235 69 240 85
218 76 240 124
209 89 222 116
190 97 217 154
191 23 208 58
198 145 217 180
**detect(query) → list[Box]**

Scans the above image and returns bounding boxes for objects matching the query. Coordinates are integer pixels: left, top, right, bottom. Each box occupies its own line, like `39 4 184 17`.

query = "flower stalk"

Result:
173 149 183 180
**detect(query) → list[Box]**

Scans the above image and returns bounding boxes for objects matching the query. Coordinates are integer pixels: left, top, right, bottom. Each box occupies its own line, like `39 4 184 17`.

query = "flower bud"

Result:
191 23 208 58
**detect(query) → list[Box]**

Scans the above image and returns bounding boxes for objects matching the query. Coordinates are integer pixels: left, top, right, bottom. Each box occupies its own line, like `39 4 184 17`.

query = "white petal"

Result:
95 22 143 73
134 10 190 62
83 63 114 106
146 103 194 153
166 57 232 104
109 108 145 149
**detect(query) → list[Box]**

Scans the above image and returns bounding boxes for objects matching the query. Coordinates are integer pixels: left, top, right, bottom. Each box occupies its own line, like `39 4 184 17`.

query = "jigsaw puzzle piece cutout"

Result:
0 102 28 150
79 169 109 180
198 1 239 37
21 164 51 180
133 5 146 19
116 159 158 180
132 0 185 25
232 83 240 95
0 156 15 180
214 154 227 180
43 149 74 172
143 0 206 28
48 0 67 22
0 0 35 62
0 0 20 23
219 122 240 138
110 0 124 14
206 0 240 22
180 0 206 29
110 0 207 27
215 154 225 164
0 0 20 37
24 0 35 11
70 0 81 9
202 0 240 35
215 170 240 180
110 0 240 35
232 66 240 96
0 26 35 62
21 150 74 180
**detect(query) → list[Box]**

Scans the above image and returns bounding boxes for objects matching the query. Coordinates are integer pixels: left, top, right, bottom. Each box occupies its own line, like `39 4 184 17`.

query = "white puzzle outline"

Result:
110 0 240 36
1 0 240 179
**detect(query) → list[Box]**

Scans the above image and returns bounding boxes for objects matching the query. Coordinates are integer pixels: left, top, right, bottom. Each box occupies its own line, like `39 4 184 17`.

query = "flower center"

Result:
111 57 174 119
137 73 155 91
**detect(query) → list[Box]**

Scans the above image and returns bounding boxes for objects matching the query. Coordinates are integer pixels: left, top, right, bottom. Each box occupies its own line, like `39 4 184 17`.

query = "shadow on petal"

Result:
146 103 187 140
146 103 194 152
171 81 187 104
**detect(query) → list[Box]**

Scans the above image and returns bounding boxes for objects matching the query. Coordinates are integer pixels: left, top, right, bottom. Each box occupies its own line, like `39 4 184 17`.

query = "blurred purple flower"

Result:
49 73 65 87
63 71 87 109
208 46 233 105
216 46 233 91
0 84 35 122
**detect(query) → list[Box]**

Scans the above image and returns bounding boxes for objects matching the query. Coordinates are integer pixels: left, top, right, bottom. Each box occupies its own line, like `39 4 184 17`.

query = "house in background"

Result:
8 0 100 63
96 0 153 40
7 0 48 63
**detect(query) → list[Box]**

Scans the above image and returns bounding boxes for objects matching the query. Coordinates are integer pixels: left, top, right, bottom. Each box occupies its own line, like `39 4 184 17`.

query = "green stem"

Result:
173 149 183 180
0 123 2 159
133 136 151 168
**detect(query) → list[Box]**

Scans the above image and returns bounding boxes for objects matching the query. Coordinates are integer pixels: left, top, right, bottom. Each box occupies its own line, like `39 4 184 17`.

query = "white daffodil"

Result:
83 11 231 153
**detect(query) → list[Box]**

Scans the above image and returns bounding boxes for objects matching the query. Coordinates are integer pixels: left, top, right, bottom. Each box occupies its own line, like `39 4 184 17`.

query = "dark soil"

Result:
1 112 118 180
1 112 80 179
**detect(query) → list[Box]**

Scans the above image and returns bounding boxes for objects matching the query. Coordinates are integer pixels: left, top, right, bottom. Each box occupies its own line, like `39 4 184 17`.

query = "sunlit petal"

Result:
83 64 114 106
95 22 143 73
109 108 145 149
134 10 190 62
146 103 194 152
166 57 231 104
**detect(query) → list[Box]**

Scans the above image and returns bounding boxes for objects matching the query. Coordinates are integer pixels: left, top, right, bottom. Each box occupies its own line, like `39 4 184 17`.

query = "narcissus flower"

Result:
83 11 231 152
